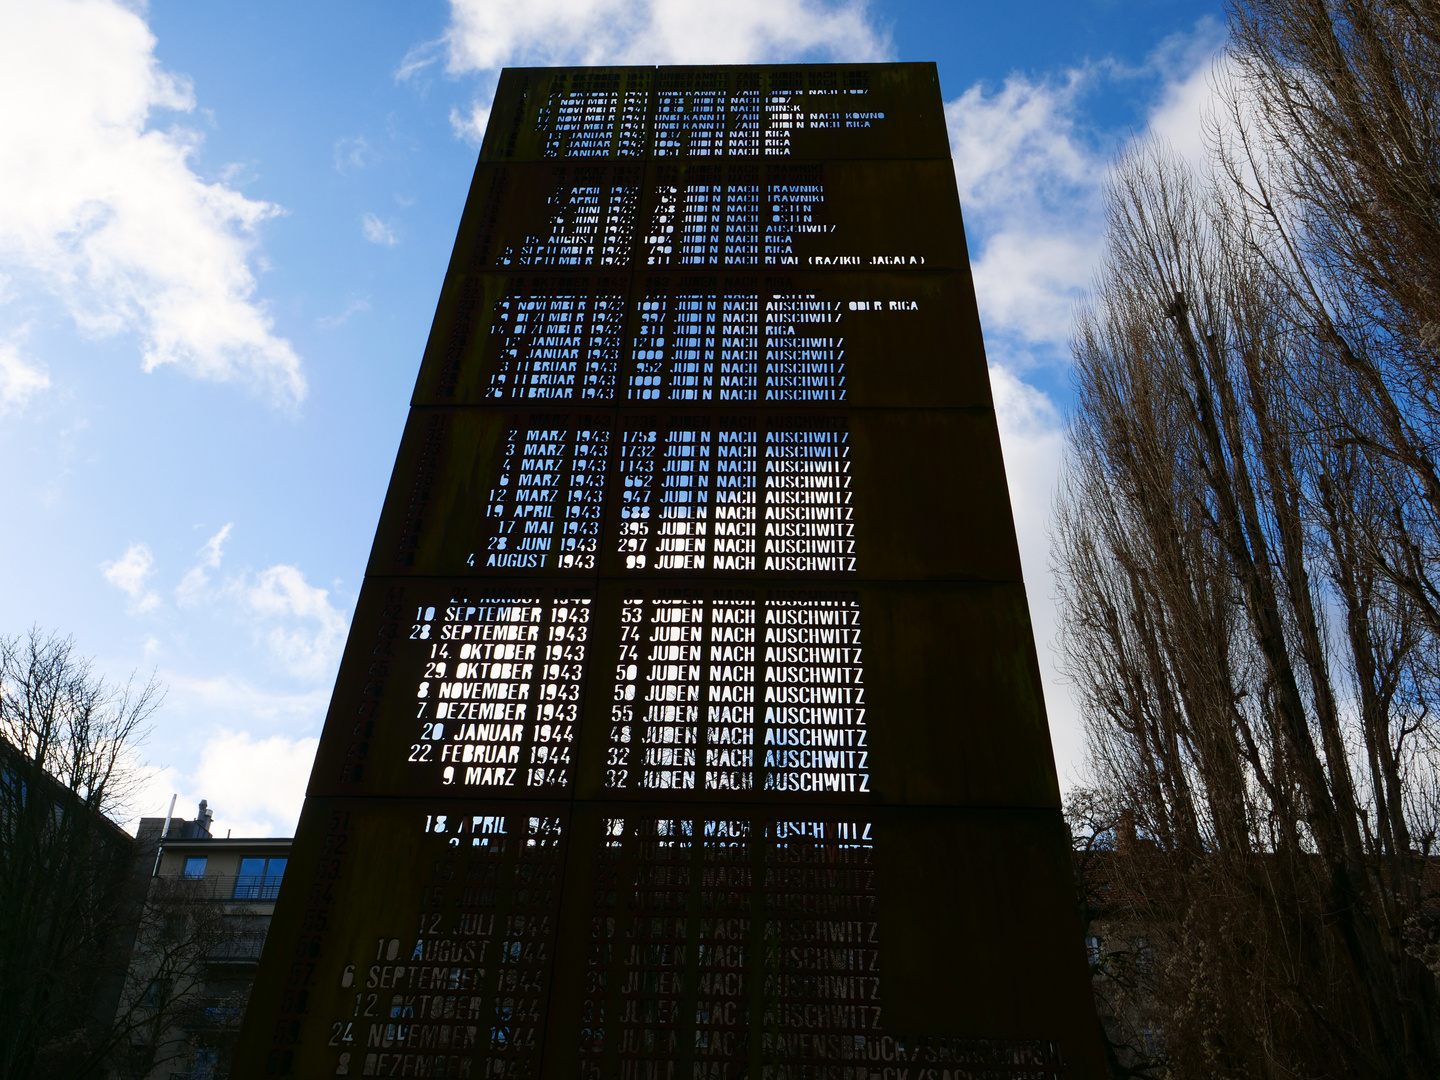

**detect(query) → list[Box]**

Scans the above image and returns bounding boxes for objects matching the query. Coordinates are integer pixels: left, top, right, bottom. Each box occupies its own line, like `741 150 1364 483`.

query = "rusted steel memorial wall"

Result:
233 63 1105 1080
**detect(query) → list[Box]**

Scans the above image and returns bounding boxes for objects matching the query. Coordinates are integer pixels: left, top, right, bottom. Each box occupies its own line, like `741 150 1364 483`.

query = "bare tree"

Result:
1056 1 1440 1073
103 876 255 1080
0 629 261 1080
0 628 162 1080
1216 0 1440 637
1055 141 1440 1077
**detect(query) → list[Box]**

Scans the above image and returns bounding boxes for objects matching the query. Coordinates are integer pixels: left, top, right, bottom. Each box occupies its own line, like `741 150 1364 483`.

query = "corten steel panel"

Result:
300 579 1058 808
412 271 992 409
237 800 1093 1080
364 407 1020 583
233 62 1105 1080
439 161 967 279
478 65 952 162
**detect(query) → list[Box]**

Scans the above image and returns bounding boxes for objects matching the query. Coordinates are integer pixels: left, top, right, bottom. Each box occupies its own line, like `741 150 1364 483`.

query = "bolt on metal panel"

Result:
232 63 1105 1080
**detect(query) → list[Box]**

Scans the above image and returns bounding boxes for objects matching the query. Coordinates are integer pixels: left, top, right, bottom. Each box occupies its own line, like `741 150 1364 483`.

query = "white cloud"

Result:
0 0 304 403
334 135 376 175
427 0 890 139
945 22 1228 787
987 359 1085 784
317 298 372 329
946 70 1108 354
449 0 887 69
188 730 318 837
241 564 350 681
361 213 398 246
102 541 161 613
1145 24 1231 167
123 662 332 836
176 522 233 605
945 22 1226 360
0 341 50 411
949 71 1101 209
196 524 232 568
168 669 333 729
134 728 319 838
450 103 493 144
121 524 348 684
943 66 1127 782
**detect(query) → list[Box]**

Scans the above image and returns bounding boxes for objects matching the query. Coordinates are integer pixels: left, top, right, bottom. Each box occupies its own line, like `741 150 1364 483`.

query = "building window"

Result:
234 856 288 899
185 1048 219 1080
1133 936 1154 975
182 857 207 879
1085 935 1103 966
203 1005 244 1026
141 977 170 1008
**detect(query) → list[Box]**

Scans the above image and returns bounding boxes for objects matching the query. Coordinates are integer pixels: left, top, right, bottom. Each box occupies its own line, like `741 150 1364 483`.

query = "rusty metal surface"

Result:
411 271 991 408
364 408 1020 581
232 63 1106 1080
298 578 1057 809
477 66 951 163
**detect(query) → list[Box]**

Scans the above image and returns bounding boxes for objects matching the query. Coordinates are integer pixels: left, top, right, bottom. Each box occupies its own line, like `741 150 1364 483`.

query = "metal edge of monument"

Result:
232 62 1106 1080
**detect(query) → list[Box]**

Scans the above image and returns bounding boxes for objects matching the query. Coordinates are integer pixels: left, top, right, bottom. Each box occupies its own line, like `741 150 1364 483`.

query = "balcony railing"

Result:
166 875 285 902
205 935 269 963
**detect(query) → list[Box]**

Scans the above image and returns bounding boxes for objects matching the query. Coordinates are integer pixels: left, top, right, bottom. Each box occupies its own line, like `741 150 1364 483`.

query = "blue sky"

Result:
0 0 1224 836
